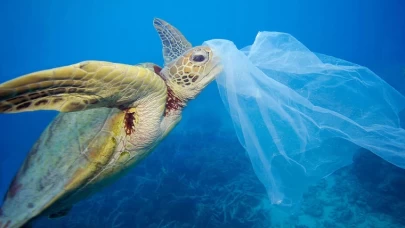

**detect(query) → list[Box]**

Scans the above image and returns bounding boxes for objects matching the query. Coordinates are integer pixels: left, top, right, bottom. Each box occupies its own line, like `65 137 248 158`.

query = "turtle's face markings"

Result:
163 46 222 100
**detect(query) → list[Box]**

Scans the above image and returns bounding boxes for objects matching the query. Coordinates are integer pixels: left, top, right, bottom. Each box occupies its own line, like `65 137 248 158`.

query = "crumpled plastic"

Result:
203 31 405 208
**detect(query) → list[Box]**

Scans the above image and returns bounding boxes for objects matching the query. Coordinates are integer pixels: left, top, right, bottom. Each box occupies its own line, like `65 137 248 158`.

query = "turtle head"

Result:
153 18 222 102
161 46 222 101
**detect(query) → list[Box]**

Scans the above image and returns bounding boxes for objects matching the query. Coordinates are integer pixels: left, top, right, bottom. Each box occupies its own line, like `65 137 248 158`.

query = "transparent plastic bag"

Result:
203 32 405 207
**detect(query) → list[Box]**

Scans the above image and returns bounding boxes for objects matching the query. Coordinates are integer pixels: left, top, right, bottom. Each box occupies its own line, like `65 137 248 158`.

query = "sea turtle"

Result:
0 18 222 228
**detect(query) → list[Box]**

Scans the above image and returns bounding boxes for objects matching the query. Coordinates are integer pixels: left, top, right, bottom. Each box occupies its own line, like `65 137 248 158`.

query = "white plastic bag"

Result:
203 32 405 207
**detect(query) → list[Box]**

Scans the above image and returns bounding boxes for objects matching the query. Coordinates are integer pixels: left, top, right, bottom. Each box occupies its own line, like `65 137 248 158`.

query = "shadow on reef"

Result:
296 149 405 228
352 149 405 223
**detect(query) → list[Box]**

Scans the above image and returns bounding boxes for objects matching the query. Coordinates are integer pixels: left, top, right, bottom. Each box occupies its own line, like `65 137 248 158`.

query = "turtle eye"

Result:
192 55 205 62
190 49 209 63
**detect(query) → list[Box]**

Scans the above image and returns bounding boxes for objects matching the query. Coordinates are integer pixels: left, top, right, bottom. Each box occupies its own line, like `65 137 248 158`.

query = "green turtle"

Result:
0 18 222 228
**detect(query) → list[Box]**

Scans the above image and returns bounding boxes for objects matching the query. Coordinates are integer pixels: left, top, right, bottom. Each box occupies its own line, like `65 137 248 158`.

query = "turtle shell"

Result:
0 107 133 227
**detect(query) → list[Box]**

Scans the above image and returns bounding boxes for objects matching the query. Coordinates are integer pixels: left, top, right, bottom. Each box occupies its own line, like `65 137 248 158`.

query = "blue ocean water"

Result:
0 0 404 227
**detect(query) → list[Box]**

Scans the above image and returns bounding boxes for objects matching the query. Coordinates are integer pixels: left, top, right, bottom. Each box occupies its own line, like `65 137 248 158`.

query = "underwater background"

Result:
0 0 404 227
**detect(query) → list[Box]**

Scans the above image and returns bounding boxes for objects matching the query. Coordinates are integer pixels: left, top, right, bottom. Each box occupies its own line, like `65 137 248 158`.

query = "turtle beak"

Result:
199 54 223 88
211 55 223 78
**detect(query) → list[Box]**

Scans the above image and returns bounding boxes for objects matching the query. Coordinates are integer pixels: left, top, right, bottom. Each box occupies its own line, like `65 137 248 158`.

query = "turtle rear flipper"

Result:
0 61 166 113
48 206 72 219
21 222 33 228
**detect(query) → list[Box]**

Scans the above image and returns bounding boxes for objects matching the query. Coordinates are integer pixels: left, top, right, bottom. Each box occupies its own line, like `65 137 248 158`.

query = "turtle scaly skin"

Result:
0 18 222 228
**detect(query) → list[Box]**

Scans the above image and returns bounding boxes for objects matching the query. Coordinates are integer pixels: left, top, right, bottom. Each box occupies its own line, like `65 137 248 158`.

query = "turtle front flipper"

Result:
0 61 166 113
153 18 192 65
